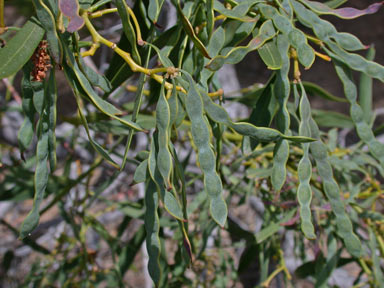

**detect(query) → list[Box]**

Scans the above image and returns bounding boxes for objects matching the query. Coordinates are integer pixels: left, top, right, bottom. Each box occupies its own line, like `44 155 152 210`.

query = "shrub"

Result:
0 0 383 287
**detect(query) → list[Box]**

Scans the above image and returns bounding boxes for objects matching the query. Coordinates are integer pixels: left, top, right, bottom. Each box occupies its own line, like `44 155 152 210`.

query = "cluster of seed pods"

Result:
31 40 51 82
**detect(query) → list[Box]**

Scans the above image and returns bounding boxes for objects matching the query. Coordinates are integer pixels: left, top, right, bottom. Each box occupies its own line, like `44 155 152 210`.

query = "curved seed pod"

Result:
144 179 162 286
290 0 367 52
281 0 294 18
18 63 36 153
31 0 63 63
20 123 49 239
20 81 50 239
206 0 214 39
46 69 57 171
359 46 375 123
325 43 384 82
205 20 277 71
199 88 313 143
258 3 314 68
271 35 291 191
180 71 227 227
333 60 384 169
271 140 289 191
258 40 283 70
156 82 172 188
309 118 362 257
148 135 184 221
302 83 362 257
295 83 316 239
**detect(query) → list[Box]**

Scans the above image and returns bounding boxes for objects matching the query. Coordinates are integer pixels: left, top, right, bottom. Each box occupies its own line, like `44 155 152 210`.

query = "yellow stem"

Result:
81 12 187 93
126 84 150 96
315 51 331 62
305 33 323 46
127 84 222 99
358 258 372 276
89 8 118 18
166 88 172 99
279 249 292 280
126 5 144 45
208 88 223 100
290 48 301 82
0 0 5 34
261 266 284 287
81 42 100 57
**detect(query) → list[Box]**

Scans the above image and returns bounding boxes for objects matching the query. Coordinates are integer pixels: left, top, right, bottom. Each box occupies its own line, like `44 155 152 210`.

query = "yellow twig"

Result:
290 48 301 82
0 0 5 35
81 12 187 93
126 5 144 45
89 8 118 18
315 50 331 62
261 266 284 287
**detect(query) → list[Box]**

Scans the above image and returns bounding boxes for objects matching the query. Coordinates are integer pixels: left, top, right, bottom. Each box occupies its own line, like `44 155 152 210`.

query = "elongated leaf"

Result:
312 109 353 128
0 20 44 79
144 179 162 286
62 39 143 131
177 3 211 59
114 0 141 64
301 0 383 19
302 81 347 102
62 63 120 167
78 57 112 93
255 209 296 243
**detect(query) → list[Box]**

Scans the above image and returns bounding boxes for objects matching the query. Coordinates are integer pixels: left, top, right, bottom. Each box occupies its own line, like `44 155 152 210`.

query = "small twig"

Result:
2 78 22 104
89 8 117 18
0 0 5 34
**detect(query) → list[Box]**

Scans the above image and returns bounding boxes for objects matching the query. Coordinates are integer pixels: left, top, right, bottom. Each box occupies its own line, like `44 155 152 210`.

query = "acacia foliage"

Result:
0 0 384 287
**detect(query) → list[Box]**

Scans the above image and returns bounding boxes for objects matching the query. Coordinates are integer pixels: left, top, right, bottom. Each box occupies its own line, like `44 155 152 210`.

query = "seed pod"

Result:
31 40 51 82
